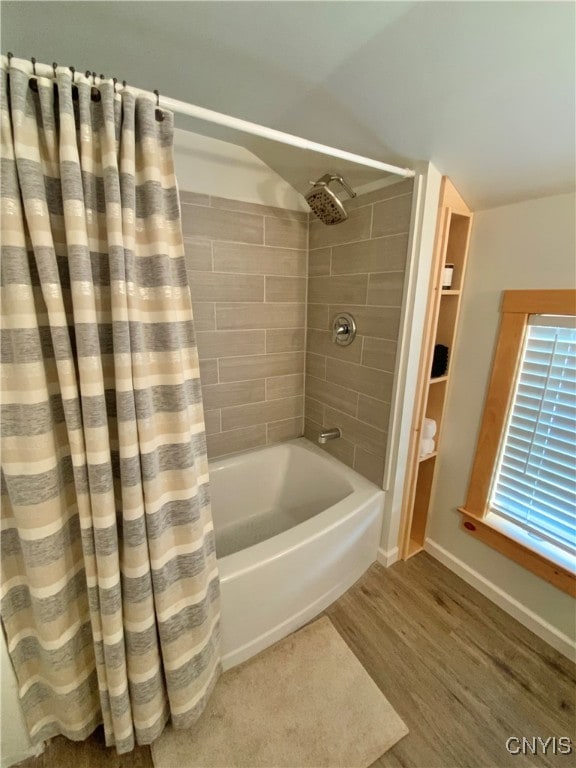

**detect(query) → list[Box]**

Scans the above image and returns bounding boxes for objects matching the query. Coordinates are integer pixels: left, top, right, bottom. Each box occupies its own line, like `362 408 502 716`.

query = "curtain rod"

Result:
3 53 415 178
156 93 415 178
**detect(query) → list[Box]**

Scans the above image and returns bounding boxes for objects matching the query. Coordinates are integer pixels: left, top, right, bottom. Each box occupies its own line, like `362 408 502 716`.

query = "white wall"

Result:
426 191 576 656
0 633 41 768
173 128 307 210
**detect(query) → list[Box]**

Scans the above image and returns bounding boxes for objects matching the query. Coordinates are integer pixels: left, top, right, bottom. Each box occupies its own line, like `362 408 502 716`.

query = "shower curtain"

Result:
0 58 221 753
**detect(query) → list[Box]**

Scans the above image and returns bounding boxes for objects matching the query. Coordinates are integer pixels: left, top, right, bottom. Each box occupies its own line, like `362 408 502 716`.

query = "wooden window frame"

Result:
459 289 576 596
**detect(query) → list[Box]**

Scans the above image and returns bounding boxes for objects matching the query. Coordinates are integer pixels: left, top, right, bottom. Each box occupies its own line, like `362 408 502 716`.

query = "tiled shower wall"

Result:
304 179 414 485
180 191 308 460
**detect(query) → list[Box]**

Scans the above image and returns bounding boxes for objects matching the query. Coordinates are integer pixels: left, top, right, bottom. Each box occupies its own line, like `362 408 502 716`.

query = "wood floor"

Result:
14 553 575 768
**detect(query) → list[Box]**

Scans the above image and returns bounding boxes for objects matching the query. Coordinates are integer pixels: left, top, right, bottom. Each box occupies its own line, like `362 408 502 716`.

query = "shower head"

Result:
305 174 357 225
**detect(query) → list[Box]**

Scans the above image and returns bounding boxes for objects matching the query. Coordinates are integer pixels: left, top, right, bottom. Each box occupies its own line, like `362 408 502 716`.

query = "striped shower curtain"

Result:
0 58 221 753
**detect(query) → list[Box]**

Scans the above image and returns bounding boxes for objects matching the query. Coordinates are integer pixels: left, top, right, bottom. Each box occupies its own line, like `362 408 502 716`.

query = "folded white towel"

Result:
420 437 435 457
422 418 437 439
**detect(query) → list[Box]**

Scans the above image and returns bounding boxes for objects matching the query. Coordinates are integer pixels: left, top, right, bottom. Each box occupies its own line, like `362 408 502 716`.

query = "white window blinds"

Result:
490 315 576 558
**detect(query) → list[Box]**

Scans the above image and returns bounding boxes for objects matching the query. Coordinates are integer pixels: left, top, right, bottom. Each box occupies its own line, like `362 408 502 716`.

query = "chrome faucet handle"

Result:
332 312 357 346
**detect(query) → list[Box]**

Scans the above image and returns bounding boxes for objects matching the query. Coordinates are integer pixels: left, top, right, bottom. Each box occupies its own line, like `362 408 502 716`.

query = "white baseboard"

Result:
377 546 399 567
425 538 576 662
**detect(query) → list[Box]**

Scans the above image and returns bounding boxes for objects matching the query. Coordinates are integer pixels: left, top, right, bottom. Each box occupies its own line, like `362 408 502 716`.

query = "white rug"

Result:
151 616 408 768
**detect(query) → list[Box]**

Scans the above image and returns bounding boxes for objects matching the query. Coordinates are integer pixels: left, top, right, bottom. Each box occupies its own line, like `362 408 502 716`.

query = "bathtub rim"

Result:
211 437 385 581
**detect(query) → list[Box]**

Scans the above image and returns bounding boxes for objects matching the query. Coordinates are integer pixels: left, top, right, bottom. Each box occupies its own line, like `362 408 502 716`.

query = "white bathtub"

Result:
209 437 385 669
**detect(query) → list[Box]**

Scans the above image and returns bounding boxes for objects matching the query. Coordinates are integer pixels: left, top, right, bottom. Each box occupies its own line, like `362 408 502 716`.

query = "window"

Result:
459 290 576 596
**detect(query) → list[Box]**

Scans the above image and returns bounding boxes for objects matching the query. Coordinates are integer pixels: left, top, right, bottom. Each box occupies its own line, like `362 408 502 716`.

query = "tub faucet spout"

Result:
318 427 341 444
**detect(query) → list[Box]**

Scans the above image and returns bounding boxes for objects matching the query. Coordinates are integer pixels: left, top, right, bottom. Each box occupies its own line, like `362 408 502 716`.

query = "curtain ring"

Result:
122 80 127 89
7 52 13 66
29 57 38 92
52 62 58 77
113 77 118 93
91 72 101 102
70 66 79 100
154 89 164 122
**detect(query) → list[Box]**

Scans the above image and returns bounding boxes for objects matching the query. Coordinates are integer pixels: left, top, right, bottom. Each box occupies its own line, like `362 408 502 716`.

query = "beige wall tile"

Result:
306 352 326 379
266 328 306 353
331 234 409 275
210 196 307 221
305 396 324 425
307 304 330 330
267 417 304 444
181 204 263 243
213 242 306 276
306 375 358 417
184 240 212 272
192 303 215 332
367 272 405 307
179 191 210 206
202 380 266 409
309 206 371 249
326 358 393 401
324 406 387 457
196 330 265 359
354 447 385 486
329 304 401 339
371 194 412 238
199 358 218 385
221 396 303 431
308 275 368 304
345 179 413 211
266 276 306 302
204 409 221 435
265 216 308 250
216 302 305 330
306 328 362 363
309 248 331 276
207 424 267 459
266 373 304 400
357 394 391 432
219 351 304 382
361 337 397 372
304 417 323 443
189 272 264 303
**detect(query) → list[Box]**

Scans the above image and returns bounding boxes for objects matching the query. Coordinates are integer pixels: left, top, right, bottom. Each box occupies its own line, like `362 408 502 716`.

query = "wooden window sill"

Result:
458 508 576 597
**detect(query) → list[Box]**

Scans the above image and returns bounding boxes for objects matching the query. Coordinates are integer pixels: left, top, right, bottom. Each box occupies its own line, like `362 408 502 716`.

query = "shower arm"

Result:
329 175 357 199
309 174 357 199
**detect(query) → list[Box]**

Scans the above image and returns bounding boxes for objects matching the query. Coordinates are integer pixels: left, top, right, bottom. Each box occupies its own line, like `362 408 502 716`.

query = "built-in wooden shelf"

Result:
406 539 424 558
399 178 473 560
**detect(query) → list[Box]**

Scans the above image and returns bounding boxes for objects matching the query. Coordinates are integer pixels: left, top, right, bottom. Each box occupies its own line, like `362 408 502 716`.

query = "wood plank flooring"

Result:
13 553 575 768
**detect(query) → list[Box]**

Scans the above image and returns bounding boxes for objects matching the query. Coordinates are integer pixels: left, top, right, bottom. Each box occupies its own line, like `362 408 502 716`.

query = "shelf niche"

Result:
399 178 473 559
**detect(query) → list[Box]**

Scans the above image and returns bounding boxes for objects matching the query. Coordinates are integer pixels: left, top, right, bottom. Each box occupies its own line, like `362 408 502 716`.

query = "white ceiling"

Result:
2 1 575 209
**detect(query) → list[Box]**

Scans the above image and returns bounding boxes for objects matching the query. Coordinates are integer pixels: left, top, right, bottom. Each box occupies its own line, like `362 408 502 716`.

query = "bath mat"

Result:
151 616 408 768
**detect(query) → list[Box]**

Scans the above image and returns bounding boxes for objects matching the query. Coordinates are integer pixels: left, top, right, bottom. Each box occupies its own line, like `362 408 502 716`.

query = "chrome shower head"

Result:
305 174 356 225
